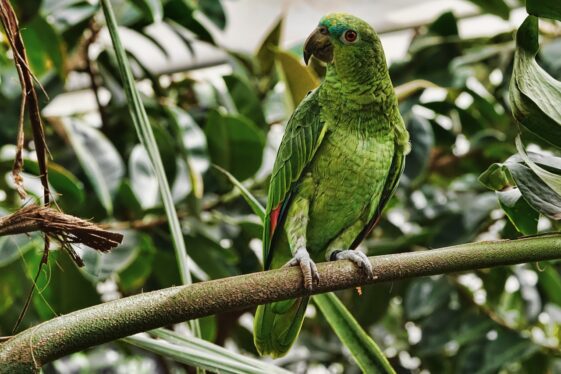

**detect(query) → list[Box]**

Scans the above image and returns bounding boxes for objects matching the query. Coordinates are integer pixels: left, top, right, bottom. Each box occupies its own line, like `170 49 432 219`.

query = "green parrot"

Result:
254 13 410 357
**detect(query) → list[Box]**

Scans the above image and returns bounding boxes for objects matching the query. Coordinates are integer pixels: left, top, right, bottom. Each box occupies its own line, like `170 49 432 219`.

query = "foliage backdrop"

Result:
1 0 561 372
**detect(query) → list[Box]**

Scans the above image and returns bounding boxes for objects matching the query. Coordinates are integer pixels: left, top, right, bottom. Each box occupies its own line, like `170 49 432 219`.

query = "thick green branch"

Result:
2 235 561 372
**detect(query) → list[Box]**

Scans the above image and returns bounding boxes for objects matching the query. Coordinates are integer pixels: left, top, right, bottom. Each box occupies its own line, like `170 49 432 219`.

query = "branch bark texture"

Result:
2 235 561 372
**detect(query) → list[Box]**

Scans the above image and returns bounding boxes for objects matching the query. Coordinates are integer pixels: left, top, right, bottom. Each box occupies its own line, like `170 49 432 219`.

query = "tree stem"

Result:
2 234 561 372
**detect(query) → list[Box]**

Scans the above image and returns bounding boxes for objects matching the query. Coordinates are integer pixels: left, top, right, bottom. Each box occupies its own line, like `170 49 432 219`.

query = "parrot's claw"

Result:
283 248 320 291
333 250 374 279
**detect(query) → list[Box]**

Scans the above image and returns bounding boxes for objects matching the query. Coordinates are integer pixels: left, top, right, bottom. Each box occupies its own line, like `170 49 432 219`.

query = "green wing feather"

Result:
263 88 327 269
351 141 405 249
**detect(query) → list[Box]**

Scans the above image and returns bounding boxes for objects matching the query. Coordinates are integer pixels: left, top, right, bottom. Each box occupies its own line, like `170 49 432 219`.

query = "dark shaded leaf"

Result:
497 189 538 235
223 74 267 129
466 0 510 20
526 0 561 21
510 16 561 149
256 16 282 76
199 0 226 30
204 111 265 181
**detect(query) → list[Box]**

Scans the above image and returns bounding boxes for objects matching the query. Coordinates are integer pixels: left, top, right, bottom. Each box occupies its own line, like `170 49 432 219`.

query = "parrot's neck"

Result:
321 54 394 107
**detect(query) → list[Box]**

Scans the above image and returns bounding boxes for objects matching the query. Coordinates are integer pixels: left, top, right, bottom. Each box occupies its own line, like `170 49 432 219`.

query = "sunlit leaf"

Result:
274 49 319 109
224 74 267 129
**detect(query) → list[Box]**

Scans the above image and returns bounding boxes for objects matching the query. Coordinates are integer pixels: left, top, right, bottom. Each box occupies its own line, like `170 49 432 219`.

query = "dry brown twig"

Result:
0 0 123 331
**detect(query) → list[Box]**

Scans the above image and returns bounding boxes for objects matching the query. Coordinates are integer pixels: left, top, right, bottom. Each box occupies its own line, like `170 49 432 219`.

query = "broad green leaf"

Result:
165 105 207 198
101 0 201 338
205 111 265 181
537 265 561 306
507 162 561 219
124 329 291 374
118 235 156 293
224 74 268 129
163 0 215 44
526 0 561 21
213 165 265 220
274 49 319 109
476 329 539 374
313 293 395 374
466 0 510 20
510 16 561 149
497 189 539 235
64 119 125 214
402 114 434 186
516 135 561 197
129 0 163 23
25 160 85 203
185 233 238 279
20 15 64 78
256 17 283 76
405 277 453 320
199 0 226 30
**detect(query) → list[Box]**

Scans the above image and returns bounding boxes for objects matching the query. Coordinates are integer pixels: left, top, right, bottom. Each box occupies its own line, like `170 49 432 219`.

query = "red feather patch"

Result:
270 204 282 235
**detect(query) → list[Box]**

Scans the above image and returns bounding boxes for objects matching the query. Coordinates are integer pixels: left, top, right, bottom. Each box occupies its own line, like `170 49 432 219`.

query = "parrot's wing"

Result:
350 145 405 249
263 89 327 269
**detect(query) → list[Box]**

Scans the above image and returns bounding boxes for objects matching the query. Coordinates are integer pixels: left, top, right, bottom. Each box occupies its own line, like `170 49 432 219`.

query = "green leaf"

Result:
537 264 561 306
101 0 201 338
212 165 265 220
274 49 319 109
478 163 514 191
199 0 226 30
466 0 510 20
497 189 539 235
24 160 85 203
64 119 125 214
0 234 41 267
402 114 434 186
516 135 561 197
510 16 561 149
223 74 267 129
205 111 265 181
405 277 452 320
129 0 163 23
124 329 291 374
313 293 395 374
507 161 561 219
20 15 65 78
526 0 561 21
118 235 156 293
163 0 215 44
129 144 159 209
256 17 283 76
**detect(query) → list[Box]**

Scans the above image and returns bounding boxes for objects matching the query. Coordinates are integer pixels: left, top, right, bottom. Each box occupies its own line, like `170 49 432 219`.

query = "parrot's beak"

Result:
303 27 333 65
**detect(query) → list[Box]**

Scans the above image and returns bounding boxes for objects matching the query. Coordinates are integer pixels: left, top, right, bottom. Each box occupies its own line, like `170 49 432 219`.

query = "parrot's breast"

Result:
304 122 394 257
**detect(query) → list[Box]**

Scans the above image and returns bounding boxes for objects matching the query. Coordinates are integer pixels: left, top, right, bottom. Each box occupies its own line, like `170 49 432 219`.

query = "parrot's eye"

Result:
343 30 358 43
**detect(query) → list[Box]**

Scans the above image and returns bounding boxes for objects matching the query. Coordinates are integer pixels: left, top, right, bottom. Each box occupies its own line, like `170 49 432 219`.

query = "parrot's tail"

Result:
254 296 309 357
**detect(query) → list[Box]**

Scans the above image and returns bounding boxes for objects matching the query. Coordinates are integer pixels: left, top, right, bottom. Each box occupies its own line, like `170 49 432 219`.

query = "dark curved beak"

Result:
303 27 333 65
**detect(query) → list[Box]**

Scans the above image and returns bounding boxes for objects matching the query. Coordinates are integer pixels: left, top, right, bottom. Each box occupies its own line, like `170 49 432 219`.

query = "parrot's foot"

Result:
332 250 374 279
283 248 320 291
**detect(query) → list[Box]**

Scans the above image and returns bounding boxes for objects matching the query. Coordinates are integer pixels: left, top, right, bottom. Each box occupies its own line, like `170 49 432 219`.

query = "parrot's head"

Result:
304 13 386 83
